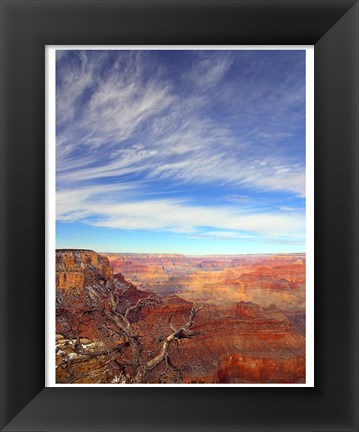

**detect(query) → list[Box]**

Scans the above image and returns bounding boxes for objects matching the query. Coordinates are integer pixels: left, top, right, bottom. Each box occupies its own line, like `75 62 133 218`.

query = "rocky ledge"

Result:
56 249 113 290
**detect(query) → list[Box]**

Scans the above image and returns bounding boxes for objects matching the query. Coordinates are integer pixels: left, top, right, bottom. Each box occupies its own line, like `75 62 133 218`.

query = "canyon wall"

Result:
106 253 306 311
55 249 306 384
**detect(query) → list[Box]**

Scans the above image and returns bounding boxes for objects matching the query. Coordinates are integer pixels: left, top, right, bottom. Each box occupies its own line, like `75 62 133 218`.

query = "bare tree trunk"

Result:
81 285 204 384
133 367 149 383
132 304 204 383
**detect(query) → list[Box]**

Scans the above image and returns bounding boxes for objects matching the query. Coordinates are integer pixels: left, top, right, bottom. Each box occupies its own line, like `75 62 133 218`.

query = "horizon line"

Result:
56 248 306 257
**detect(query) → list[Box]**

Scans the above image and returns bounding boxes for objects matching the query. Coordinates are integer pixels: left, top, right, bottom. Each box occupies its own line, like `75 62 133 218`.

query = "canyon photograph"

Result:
54 49 309 384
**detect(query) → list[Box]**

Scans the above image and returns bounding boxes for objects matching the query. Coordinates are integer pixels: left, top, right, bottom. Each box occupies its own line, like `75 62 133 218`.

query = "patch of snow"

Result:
68 353 77 360
111 376 121 383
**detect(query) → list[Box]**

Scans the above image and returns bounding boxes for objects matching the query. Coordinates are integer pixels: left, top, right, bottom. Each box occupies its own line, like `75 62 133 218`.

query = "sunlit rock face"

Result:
56 249 113 290
106 253 306 311
214 354 305 383
55 249 150 336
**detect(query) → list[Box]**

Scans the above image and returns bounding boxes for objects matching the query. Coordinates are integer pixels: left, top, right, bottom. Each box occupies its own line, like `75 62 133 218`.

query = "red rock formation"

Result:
56 249 306 384
56 249 113 290
215 354 305 383
231 301 264 318
105 253 306 311
235 264 305 290
56 250 152 338
136 297 305 383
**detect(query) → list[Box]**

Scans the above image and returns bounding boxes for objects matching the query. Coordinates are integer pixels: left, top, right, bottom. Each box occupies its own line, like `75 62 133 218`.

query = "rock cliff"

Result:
56 249 113 290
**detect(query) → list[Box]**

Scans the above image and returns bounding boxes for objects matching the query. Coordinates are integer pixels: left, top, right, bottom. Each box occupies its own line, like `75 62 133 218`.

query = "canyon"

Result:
106 252 306 311
56 249 306 384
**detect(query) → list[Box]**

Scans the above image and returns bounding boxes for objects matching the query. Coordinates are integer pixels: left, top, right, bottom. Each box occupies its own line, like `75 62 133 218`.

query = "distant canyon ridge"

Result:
105 253 306 312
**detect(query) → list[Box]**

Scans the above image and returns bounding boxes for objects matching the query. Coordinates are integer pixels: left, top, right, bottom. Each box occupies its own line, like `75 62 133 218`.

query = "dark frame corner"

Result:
1 1 358 431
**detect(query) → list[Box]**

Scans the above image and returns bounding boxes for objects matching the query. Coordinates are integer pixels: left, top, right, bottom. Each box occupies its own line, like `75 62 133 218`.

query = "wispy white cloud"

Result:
57 185 305 241
185 51 233 87
190 230 304 245
57 50 305 196
56 50 306 246
57 52 173 155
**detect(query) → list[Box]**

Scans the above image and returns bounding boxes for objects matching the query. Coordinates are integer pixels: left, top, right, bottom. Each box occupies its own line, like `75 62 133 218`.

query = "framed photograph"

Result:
1 0 358 431
48 46 313 388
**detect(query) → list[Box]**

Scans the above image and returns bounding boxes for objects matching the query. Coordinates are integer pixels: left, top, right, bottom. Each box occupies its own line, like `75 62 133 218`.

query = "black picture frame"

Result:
1 1 358 431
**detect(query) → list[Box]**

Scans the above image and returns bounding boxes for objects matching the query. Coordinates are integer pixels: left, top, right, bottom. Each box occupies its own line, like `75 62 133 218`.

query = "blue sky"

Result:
56 50 306 255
